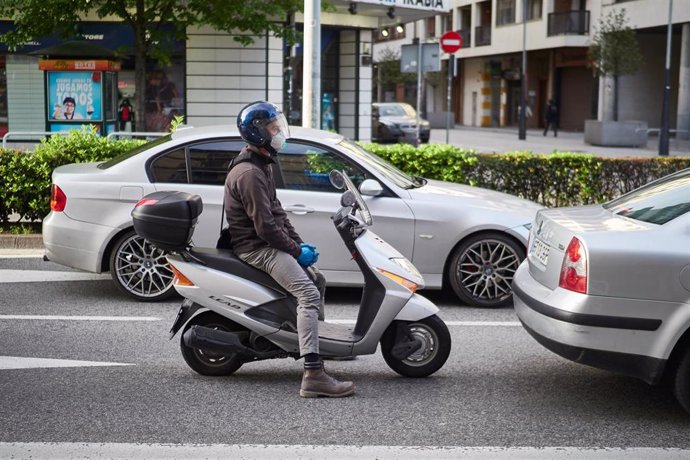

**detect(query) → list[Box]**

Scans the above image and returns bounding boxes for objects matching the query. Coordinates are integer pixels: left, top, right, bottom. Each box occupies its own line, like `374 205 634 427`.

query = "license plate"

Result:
531 238 550 265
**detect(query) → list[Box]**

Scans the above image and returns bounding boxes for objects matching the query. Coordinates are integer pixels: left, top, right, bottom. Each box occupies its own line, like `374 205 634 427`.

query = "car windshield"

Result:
603 168 690 224
98 135 172 169
337 139 416 189
378 103 416 117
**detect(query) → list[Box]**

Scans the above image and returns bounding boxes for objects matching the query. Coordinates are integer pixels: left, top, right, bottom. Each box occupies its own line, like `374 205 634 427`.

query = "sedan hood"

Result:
410 179 543 220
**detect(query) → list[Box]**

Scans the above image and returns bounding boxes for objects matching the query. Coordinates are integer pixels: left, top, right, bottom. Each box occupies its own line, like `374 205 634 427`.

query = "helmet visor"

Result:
264 112 290 140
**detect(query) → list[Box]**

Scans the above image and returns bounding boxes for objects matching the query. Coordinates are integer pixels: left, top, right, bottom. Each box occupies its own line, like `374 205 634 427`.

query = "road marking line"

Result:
0 356 134 370
0 315 160 321
0 316 518 326
328 319 521 327
0 443 688 459
0 269 110 283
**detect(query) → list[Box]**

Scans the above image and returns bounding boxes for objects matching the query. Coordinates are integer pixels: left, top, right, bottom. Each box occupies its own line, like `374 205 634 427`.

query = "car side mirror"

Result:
359 179 383 197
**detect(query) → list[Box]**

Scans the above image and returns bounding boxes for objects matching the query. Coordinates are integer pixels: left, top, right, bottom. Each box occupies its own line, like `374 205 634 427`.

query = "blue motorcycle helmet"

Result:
237 101 290 155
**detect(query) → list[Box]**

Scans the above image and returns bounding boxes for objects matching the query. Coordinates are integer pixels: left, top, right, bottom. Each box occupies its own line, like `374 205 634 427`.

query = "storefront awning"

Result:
329 0 450 27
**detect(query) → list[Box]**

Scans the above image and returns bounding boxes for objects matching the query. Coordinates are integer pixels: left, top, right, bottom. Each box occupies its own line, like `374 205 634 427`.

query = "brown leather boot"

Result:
300 367 355 398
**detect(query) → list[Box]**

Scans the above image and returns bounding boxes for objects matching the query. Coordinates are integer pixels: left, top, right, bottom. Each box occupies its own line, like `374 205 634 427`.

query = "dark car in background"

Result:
372 102 430 144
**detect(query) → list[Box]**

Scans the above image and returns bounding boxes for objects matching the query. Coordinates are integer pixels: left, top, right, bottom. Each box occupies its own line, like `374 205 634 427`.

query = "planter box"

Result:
584 120 648 147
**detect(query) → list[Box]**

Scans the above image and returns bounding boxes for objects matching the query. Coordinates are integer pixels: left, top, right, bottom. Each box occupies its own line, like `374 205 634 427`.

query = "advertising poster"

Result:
48 71 102 121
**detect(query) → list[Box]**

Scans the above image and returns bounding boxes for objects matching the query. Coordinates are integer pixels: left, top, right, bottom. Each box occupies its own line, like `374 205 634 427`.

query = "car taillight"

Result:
559 237 587 294
50 184 66 212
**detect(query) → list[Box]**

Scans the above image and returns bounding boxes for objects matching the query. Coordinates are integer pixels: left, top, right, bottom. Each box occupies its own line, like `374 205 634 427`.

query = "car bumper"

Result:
512 262 668 385
43 211 117 273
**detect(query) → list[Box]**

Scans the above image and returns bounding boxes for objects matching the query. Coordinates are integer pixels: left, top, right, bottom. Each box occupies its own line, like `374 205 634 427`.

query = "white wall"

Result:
185 26 283 127
6 55 44 132
462 57 486 126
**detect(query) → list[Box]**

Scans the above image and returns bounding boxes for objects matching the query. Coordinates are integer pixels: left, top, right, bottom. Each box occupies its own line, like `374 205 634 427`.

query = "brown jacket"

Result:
224 147 302 257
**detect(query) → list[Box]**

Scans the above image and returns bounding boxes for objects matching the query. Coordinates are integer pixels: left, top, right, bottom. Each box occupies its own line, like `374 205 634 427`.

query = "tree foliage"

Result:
588 9 643 79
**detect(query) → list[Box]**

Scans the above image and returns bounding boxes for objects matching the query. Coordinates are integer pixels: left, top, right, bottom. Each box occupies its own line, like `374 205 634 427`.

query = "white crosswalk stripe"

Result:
0 269 110 283
0 443 688 459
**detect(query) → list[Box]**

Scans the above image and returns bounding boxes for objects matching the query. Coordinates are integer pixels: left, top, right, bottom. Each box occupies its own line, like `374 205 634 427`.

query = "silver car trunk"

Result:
527 204 649 290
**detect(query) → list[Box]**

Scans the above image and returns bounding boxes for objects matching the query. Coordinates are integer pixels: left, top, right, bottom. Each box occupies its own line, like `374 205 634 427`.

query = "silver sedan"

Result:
513 167 690 412
43 125 542 307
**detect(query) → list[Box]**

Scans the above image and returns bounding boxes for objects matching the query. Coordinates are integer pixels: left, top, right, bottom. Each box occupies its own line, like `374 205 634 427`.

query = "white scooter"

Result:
132 170 451 378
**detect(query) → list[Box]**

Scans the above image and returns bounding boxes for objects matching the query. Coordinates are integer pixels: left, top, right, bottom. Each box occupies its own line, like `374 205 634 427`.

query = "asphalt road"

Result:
1 257 690 458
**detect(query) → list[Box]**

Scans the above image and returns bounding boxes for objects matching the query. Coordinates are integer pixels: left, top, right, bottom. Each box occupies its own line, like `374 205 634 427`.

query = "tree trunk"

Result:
134 0 147 132
613 74 618 122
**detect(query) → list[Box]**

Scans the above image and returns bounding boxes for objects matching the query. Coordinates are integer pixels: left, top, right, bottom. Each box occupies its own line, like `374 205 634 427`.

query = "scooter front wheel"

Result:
180 312 245 376
380 315 451 378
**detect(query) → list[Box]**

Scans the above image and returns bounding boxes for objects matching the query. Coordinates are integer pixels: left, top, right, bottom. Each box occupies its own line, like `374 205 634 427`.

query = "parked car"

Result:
43 125 542 307
513 167 690 412
372 102 430 143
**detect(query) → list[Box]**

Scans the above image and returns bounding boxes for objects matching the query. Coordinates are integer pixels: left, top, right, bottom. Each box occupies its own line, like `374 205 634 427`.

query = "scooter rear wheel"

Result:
381 315 451 378
180 312 245 376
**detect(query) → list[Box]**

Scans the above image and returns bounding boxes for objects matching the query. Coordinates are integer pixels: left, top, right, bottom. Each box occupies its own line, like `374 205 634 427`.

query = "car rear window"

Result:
603 168 690 224
98 135 172 169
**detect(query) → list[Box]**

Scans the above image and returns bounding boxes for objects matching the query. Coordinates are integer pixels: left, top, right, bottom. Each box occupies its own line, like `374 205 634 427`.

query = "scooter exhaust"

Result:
183 325 280 359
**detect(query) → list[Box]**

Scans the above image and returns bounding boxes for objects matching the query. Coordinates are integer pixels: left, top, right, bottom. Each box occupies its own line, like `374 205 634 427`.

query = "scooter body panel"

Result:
394 293 439 321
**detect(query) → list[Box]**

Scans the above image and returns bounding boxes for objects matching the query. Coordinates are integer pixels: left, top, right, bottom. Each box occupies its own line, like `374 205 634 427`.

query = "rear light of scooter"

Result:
50 184 67 212
170 264 194 287
559 237 587 294
376 268 418 293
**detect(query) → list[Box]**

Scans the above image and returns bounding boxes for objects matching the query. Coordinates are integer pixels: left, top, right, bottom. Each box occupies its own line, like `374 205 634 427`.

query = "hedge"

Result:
3 133 690 223
1 129 142 223
364 143 690 207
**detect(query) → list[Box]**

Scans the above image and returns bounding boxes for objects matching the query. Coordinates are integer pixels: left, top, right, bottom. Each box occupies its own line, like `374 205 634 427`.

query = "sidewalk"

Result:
429 125 690 158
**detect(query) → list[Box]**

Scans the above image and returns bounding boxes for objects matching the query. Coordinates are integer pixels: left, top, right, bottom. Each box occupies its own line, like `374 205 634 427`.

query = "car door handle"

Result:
284 205 315 215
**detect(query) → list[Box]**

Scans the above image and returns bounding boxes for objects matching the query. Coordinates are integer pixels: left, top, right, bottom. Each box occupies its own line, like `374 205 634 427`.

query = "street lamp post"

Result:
659 0 673 156
518 0 528 140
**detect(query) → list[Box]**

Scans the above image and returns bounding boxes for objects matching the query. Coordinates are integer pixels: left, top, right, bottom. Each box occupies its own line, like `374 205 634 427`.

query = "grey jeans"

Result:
238 247 326 356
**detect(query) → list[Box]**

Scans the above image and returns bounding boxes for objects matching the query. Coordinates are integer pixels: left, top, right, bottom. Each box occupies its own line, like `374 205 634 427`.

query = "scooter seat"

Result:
187 248 288 294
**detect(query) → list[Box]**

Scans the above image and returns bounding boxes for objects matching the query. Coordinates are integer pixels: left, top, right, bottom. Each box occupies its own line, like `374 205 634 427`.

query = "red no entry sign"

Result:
440 31 463 54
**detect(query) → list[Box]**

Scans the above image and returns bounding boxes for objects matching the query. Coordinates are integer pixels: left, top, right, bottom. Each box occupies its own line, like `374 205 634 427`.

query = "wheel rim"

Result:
456 238 521 303
114 234 174 298
405 323 439 367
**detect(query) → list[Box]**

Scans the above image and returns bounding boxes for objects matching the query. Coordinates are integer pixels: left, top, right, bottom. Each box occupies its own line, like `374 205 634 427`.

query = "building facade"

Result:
373 0 690 135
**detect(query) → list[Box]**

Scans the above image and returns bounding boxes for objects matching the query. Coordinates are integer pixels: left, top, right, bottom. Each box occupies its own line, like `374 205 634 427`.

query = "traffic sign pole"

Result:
440 31 463 145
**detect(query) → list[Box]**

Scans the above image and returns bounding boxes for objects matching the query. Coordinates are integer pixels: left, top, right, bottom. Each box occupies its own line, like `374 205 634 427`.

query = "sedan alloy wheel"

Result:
109 230 176 301
448 233 525 308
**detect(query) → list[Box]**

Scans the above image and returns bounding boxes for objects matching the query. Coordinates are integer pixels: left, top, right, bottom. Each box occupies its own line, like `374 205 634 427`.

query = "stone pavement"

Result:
429 125 690 158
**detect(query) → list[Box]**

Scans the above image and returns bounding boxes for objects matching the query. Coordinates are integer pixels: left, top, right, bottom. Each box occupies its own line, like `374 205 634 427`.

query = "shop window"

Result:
497 0 516 25
144 61 184 132
151 148 187 183
188 140 244 185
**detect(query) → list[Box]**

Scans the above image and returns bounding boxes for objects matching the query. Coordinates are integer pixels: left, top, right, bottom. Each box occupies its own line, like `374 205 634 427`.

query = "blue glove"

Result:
297 243 319 267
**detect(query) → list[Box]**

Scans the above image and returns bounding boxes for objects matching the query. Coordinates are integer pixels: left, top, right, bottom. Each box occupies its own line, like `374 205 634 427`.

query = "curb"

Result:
0 234 44 249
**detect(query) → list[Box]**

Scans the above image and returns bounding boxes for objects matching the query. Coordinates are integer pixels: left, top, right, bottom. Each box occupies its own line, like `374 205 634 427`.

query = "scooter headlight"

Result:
390 257 422 279
376 268 418 293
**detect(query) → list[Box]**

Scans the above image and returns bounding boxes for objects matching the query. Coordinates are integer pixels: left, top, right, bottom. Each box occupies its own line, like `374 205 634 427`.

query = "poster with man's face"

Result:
47 71 102 121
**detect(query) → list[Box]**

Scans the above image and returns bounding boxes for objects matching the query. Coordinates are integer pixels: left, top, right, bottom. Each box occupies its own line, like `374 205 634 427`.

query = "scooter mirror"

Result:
329 170 345 190
341 190 357 208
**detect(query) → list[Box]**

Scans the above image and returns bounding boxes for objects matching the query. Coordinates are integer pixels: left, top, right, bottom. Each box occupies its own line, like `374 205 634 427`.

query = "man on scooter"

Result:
224 101 355 398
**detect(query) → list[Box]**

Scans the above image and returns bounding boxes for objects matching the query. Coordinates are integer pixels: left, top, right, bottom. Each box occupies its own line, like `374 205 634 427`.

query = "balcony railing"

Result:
457 29 472 48
548 10 590 36
475 26 491 46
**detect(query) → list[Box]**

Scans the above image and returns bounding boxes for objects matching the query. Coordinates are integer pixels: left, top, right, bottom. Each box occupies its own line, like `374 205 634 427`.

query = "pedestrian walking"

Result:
543 99 558 137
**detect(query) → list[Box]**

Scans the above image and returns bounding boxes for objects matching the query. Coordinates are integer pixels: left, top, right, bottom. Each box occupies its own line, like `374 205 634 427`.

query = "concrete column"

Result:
470 2 477 47
677 23 690 140
597 76 615 122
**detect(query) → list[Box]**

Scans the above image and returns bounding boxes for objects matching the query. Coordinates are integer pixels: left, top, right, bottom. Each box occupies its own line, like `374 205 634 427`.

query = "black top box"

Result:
132 191 203 251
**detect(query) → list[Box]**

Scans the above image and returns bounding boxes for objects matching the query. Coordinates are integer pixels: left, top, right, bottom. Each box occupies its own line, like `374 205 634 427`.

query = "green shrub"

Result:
363 143 690 207
1 128 143 222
